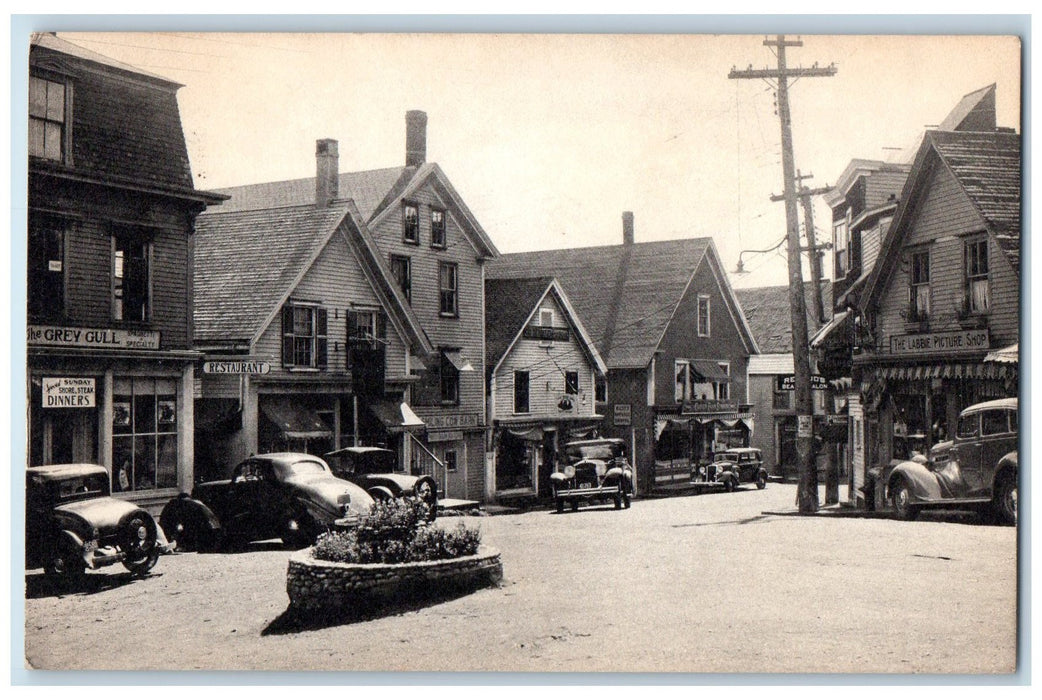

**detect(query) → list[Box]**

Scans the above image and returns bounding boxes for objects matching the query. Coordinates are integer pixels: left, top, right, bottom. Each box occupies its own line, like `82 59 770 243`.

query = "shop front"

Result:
28 335 197 512
491 416 603 501
652 401 753 488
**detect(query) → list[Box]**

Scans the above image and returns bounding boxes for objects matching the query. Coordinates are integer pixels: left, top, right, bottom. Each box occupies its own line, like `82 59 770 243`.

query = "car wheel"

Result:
993 474 1017 526
724 476 736 493
414 477 438 521
160 508 208 552
44 541 86 584
622 487 631 509
613 484 623 510
570 499 579 512
121 513 159 575
281 511 318 549
890 478 919 521
756 472 767 490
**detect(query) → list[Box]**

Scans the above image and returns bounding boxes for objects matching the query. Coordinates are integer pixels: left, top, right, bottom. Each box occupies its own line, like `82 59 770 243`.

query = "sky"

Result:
40 29 1023 289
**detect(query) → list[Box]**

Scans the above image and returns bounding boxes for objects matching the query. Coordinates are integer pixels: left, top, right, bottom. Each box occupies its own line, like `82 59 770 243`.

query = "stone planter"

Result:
286 544 503 614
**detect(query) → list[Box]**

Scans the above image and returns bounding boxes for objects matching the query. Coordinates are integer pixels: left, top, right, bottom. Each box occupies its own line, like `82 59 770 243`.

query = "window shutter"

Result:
281 306 294 367
345 311 356 368
316 307 328 368
377 311 387 342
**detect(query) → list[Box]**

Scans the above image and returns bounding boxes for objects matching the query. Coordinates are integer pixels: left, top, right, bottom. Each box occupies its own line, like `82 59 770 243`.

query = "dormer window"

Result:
29 75 68 162
965 237 990 313
834 217 850 279
539 309 554 327
402 203 419 245
697 295 711 337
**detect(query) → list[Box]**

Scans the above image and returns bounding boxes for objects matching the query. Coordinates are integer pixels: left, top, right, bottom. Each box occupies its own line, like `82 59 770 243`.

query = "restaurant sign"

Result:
28 325 160 350
889 329 989 356
203 361 271 375
42 377 95 408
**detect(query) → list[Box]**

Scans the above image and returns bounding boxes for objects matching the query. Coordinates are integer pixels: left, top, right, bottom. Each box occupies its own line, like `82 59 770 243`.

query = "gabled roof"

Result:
938 83 997 132
193 199 431 355
863 129 1021 309
488 238 757 369
32 33 181 87
485 277 607 376
209 162 498 259
735 281 833 354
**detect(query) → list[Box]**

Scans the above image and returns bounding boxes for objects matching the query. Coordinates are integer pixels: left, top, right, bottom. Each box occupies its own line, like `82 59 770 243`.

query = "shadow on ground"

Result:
25 569 161 599
261 577 502 635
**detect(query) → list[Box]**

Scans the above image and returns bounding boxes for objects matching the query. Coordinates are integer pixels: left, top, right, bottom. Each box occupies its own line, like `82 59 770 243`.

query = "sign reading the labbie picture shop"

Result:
28 325 161 350
889 329 989 356
42 377 95 408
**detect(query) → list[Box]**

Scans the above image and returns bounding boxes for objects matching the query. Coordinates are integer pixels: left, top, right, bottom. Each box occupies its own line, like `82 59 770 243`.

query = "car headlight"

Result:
699 466 707 476
563 465 575 478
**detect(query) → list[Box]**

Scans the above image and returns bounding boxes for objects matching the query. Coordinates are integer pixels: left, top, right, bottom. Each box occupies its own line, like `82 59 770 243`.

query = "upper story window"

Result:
439 262 458 317
514 370 530 414
715 362 730 401
675 360 691 402
281 303 328 369
908 249 931 318
402 203 419 245
28 214 66 320
29 75 67 162
834 217 850 279
430 209 446 248
697 295 711 337
595 376 607 403
439 353 460 405
390 254 412 303
565 371 579 395
112 230 151 323
965 237 990 313
539 308 554 327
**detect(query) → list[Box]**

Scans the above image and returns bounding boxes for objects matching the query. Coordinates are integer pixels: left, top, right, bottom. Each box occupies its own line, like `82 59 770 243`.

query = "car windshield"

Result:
718 453 739 462
286 460 330 477
566 443 617 461
351 451 396 474
55 474 109 502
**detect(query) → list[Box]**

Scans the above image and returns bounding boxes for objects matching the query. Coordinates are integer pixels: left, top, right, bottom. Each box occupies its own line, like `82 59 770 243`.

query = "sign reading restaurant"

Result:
203 361 271 375
889 329 989 356
28 325 161 350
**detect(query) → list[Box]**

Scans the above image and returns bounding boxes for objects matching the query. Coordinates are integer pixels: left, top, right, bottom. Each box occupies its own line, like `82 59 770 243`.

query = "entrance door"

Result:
31 410 96 466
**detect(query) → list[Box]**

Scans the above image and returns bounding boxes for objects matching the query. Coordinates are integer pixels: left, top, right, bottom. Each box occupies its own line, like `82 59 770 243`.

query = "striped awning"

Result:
984 343 1019 364
875 363 1015 381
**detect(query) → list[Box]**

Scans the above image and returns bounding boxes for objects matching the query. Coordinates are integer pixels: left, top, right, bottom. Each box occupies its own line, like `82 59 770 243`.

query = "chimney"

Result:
622 211 635 245
406 110 427 167
315 139 338 206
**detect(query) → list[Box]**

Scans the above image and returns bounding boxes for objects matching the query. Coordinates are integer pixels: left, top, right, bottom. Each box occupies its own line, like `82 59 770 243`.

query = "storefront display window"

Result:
112 377 178 492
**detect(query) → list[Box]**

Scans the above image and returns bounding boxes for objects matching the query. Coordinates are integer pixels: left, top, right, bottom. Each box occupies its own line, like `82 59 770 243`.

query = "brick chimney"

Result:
622 211 634 245
315 139 338 206
406 110 427 167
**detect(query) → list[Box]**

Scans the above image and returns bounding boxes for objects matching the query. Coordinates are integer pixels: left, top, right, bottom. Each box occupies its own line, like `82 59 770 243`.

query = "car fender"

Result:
367 485 397 502
549 472 570 486
993 451 1018 488
887 461 941 502
160 495 221 532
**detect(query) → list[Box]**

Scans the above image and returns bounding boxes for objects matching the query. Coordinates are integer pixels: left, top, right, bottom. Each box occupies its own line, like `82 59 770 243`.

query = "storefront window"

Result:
112 377 178 492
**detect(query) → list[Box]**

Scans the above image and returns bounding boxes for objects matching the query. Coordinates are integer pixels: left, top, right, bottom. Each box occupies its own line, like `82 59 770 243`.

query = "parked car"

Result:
26 464 162 584
711 448 768 489
159 452 374 551
887 398 1018 524
550 438 634 513
324 446 438 519
690 457 740 492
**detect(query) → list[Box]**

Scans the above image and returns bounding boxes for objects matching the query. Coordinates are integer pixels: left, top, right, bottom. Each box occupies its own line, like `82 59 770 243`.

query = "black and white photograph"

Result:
15 19 1024 680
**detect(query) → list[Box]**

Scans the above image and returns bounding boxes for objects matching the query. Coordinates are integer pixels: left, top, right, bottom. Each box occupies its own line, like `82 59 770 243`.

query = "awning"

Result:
260 399 332 440
689 360 729 381
809 310 851 348
368 401 426 433
984 343 1019 364
443 350 475 372
876 363 1014 381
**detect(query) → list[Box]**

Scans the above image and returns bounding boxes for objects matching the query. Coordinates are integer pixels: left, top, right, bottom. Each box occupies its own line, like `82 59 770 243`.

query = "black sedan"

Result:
324 446 438 519
159 453 374 551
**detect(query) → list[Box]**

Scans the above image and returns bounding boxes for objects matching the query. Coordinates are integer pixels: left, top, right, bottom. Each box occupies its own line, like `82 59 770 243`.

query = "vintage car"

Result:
690 457 740 492
324 446 438 519
887 398 1018 524
711 447 768 489
26 464 162 584
550 438 633 513
159 452 374 551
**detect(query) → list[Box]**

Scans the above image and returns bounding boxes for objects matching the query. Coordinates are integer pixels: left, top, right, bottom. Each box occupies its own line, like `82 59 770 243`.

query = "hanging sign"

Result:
42 377 95 408
797 414 814 439
203 361 271 375
780 375 829 391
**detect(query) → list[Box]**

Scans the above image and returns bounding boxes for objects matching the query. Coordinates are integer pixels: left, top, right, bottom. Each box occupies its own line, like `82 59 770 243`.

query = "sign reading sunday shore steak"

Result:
889 329 989 356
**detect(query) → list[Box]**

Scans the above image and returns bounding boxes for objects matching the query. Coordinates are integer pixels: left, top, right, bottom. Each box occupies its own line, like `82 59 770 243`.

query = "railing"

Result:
407 432 448 498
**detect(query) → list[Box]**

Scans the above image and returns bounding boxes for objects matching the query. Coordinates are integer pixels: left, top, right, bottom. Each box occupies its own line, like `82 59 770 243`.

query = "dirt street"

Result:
22 483 1018 674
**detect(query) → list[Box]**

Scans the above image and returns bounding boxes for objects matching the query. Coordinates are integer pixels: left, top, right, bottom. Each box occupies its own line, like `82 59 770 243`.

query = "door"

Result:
953 411 982 497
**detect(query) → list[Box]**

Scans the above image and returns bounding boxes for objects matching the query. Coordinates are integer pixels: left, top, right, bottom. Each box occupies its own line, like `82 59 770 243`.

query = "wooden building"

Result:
194 113 498 502
485 277 607 503
26 34 224 511
842 87 1020 499
488 213 758 496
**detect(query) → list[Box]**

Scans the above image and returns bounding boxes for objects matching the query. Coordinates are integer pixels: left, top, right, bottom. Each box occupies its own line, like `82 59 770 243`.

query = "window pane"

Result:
982 411 1007 436
112 437 134 492
134 389 156 434
29 77 47 117
134 435 156 490
43 122 62 160
28 119 44 157
113 395 133 434
156 434 178 488
45 80 64 121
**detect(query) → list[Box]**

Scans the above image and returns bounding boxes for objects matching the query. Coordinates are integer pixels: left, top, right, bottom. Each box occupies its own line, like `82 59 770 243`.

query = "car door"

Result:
953 411 983 497
226 459 277 538
978 409 1014 497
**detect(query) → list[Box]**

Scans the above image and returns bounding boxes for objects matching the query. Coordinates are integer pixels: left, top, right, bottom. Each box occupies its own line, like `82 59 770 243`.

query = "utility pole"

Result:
771 171 832 324
730 35 836 513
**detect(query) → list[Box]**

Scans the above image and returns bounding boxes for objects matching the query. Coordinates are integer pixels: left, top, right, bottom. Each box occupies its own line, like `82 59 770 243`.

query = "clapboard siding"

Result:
493 294 598 418
875 164 1018 347
369 179 485 416
253 231 408 377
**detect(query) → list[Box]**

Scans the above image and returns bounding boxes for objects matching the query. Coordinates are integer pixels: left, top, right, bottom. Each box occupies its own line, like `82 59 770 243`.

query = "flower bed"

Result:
286 545 502 613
